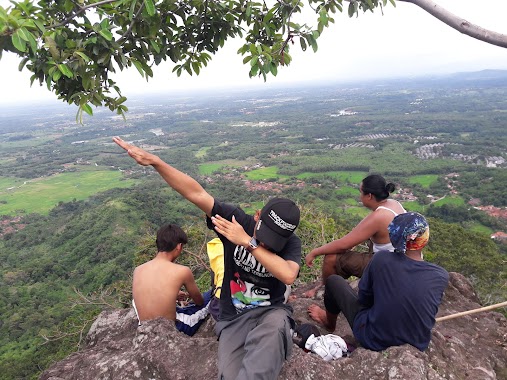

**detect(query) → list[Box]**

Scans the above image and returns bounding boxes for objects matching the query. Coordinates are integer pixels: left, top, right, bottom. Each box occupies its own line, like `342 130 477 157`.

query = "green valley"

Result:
1 71 506 379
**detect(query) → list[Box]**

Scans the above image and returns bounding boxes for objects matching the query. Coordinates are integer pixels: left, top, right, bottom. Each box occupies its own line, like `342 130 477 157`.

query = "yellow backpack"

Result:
207 238 224 298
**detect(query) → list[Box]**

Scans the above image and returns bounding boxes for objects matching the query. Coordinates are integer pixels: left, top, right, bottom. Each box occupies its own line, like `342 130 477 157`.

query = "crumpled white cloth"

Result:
305 334 348 361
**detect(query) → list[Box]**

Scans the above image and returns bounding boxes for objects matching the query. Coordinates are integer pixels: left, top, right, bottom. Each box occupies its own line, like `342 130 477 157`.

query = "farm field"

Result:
198 159 253 175
408 174 439 188
0 167 137 215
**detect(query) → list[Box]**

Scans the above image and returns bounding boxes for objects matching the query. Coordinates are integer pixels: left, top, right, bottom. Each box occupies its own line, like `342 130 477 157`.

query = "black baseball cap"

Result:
255 198 300 252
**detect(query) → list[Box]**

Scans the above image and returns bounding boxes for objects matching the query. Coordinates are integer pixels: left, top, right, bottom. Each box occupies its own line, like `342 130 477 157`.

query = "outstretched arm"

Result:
305 213 379 267
113 136 214 216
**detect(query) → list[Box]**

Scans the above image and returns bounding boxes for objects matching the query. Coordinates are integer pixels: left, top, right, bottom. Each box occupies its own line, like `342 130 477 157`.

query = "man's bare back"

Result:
133 255 203 322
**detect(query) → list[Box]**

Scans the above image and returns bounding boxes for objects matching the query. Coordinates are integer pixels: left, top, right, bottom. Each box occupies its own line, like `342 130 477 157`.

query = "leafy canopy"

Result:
0 0 393 118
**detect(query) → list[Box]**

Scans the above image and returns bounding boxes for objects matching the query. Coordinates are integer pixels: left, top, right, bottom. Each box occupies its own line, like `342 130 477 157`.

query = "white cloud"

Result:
1 0 506 104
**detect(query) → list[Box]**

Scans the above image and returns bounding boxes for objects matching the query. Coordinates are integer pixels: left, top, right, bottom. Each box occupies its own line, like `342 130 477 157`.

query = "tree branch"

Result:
398 0 507 48
183 248 211 272
118 2 146 42
50 0 120 29
40 317 94 348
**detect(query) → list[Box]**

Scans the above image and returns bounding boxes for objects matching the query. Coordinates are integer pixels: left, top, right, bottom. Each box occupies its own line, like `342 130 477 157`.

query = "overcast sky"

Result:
1 0 506 105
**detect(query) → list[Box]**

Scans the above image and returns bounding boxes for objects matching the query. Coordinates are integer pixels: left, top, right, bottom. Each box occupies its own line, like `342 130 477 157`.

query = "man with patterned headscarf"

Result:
308 212 449 351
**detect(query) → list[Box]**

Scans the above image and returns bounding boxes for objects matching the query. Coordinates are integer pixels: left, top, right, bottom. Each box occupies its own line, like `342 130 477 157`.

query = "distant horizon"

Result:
2 67 506 112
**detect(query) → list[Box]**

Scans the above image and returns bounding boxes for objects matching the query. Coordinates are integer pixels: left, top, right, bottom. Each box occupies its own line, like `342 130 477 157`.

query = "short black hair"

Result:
361 174 396 202
156 224 188 252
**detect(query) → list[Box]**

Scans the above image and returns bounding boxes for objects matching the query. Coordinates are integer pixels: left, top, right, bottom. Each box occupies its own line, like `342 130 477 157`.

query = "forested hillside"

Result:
1 71 507 379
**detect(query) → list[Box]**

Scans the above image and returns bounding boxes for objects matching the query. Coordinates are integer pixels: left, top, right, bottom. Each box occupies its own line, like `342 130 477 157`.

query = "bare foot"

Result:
307 304 336 332
302 284 321 298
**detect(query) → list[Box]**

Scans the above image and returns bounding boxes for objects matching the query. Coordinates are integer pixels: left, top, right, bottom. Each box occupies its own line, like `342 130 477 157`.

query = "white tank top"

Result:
372 202 406 252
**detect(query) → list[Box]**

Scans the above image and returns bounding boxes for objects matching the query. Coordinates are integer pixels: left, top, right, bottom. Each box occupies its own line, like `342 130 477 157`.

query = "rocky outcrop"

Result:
41 273 507 380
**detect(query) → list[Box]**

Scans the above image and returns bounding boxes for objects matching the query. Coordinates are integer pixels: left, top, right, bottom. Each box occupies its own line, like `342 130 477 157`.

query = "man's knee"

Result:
336 251 372 279
252 309 292 358
323 253 336 267
325 274 353 304
325 274 348 299
327 274 347 288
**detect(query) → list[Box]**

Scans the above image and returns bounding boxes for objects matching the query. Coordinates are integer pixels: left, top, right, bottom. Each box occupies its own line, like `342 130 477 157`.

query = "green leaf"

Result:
18 58 29 71
99 29 113 41
132 59 145 77
263 9 274 23
307 35 318 53
270 62 277 76
237 45 248 55
143 63 153 78
52 70 62 81
17 27 31 42
57 64 74 78
299 37 307 51
82 103 93 116
389 0 396 6
82 75 91 90
11 32 27 52
129 0 138 20
144 0 156 16
348 2 356 17
75 51 91 62
191 61 200 75
27 32 37 53
250 63 259 77
149 40 160 54
100 19 109 29
64 0 74 13
34 19 46 33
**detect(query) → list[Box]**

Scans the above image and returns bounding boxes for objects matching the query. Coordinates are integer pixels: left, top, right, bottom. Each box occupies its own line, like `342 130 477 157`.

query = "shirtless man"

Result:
133 224 210 335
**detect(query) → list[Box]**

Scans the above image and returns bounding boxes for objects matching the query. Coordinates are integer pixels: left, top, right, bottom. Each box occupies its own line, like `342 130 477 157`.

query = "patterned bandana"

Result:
388 212 429 253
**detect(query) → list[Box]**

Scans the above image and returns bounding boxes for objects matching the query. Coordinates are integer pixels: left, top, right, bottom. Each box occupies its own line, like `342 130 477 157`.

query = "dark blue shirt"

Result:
353 250 449 351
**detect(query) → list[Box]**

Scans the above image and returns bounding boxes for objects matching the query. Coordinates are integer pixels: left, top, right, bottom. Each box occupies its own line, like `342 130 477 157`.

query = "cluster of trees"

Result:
457 169 507 207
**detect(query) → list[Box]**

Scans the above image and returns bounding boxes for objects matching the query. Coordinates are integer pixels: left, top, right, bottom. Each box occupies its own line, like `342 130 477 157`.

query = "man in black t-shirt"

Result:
114 137 302 380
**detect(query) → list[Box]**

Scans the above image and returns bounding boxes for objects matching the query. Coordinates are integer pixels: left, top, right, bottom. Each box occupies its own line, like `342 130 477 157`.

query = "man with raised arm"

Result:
114 136 301 380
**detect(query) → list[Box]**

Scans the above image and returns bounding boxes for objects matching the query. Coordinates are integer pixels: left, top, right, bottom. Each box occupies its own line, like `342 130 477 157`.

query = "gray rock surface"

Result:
41 273 507 380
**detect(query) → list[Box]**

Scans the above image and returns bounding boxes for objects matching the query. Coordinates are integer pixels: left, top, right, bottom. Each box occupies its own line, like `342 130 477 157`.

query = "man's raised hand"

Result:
113 136 156 166
211 215 250 247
